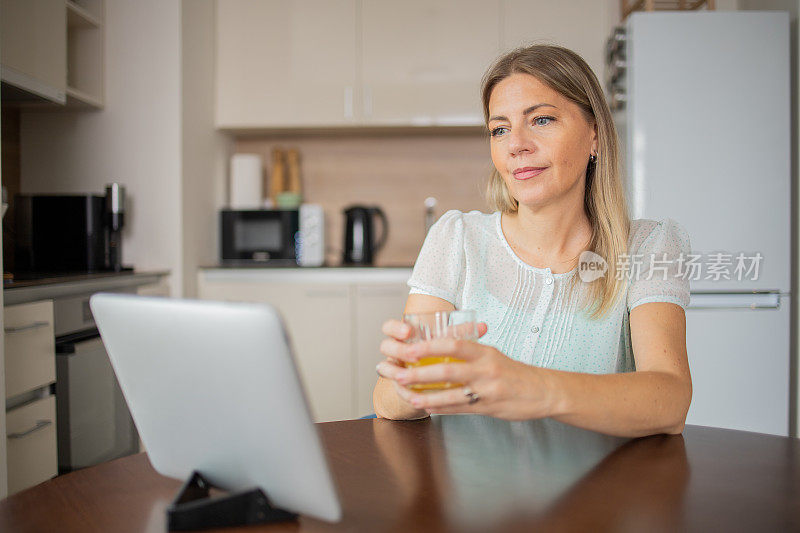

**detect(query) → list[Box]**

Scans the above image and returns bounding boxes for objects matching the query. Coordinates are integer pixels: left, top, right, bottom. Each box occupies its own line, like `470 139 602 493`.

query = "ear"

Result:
590 121 599 154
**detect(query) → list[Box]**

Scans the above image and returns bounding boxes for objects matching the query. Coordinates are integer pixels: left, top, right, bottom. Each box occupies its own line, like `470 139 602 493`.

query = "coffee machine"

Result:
104 184 125 272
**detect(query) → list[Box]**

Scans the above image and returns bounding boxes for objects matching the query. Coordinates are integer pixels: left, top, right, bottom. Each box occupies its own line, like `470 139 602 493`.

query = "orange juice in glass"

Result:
402 310 478 391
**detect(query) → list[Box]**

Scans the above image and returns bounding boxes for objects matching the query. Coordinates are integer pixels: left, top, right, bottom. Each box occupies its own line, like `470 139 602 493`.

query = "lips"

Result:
512 166 547 180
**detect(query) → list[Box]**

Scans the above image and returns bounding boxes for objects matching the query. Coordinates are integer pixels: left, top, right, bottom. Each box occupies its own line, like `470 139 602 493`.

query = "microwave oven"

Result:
220 205 325 266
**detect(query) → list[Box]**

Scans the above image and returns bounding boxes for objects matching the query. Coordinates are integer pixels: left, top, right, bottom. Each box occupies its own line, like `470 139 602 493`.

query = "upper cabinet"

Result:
0 0 67 104
501 0 606 81
0 0 105 108
359 0 499 126
215 0 608 130
215 0 358 129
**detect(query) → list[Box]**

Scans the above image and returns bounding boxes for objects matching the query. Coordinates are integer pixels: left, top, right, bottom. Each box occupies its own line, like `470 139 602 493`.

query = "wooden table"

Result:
1 416 799 532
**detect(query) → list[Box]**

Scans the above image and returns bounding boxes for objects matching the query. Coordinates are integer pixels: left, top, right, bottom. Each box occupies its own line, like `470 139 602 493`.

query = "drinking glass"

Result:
402 310 478 392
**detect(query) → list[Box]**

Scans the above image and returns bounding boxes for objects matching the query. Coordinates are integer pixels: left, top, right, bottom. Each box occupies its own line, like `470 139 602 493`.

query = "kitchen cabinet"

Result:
4 300 57 496
214 0 610 130
4 301 56 400
0 0 67 104
500 0 606 80
65 0 105 108
6 396 57 495
136 281 171 298
0 0 105 108
353 284 409 416
197 278 354 422
215 0 358 129
215 0 497 129
359 0 499 126
197 268 411 421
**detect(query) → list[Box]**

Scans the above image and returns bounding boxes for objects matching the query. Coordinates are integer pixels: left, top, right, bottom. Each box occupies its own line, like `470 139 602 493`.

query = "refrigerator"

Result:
607 12 792 436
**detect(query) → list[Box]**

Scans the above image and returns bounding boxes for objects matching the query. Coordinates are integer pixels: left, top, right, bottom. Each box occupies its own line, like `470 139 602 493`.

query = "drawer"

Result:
7 395 58 495
4 300 56 399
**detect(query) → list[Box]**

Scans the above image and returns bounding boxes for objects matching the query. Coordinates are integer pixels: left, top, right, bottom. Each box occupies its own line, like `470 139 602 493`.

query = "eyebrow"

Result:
488 103 558 123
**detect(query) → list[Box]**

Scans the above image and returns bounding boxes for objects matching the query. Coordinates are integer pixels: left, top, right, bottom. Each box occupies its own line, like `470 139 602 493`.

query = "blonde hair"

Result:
481 45 630 319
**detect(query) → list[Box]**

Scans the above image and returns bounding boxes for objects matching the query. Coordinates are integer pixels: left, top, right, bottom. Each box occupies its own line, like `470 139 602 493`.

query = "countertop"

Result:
199 266 413 284
3 270 170 305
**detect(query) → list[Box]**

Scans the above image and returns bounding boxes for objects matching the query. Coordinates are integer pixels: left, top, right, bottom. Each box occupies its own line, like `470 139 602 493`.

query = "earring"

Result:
589 153 597 164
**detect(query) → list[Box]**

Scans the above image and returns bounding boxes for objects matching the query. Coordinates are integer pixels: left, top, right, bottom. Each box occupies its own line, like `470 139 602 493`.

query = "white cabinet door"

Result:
197 280 354 422
501 0 607 80
360 0 500 126
353 284 409 417
215 0 357 129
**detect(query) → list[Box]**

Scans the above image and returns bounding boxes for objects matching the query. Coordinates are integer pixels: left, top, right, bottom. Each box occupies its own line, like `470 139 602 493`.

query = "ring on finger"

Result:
463 386 480 405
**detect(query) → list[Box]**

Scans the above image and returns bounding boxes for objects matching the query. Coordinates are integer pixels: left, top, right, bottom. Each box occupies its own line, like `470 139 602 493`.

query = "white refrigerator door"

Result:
685 293 789 436
625 12 790 292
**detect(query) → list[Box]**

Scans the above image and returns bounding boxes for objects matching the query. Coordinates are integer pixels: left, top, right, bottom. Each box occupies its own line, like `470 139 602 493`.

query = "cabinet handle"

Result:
8 419 52 439
4 321 50 334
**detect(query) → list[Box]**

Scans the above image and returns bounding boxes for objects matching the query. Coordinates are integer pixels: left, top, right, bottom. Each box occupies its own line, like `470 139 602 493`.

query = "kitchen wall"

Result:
235 133 492 266
181 1 231 297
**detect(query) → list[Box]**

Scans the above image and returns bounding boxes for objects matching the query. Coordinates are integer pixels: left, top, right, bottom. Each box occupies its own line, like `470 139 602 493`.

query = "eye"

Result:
533 116 555 126
490 126 508 137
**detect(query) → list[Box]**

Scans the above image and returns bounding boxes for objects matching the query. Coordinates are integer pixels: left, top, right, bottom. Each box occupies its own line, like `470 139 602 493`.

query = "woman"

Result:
373 45 692 438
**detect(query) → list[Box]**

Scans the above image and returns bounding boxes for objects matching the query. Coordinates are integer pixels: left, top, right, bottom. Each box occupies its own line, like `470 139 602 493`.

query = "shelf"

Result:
66 86 103 109
66 1 102 29
66 0 104 109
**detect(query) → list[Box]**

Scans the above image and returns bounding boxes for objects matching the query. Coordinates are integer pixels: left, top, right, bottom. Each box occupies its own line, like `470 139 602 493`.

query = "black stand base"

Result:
167 471 298 531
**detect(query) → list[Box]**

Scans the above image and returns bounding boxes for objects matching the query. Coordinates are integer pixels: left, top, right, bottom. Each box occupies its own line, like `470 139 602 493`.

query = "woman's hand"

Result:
376 320 556 421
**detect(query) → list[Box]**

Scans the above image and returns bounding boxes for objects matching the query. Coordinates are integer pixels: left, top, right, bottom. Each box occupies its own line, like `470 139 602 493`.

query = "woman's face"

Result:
487 73 597 210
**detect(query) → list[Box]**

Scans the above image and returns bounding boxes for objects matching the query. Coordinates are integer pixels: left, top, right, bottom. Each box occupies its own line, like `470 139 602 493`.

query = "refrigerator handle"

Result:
688 292 781 310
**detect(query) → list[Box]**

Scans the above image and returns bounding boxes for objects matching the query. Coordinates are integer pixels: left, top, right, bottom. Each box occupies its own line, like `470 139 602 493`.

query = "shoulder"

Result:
628 218 691 254
430 209 496 236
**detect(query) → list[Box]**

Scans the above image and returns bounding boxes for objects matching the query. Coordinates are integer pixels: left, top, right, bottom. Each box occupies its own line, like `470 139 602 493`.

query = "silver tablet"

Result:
89 293 342 522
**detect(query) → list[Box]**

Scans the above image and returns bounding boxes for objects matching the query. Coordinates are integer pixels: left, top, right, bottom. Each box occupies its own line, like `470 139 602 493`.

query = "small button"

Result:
532 326 540 333
545 277 553 285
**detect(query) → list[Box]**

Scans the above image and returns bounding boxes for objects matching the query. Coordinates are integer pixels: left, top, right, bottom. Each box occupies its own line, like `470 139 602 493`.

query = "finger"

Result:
381 319 412 340
379 338 420 363
391 380 418 403
405 387 476 411
375 360 406 381
409 338 487 362
426 404 478 415
395 361 471 387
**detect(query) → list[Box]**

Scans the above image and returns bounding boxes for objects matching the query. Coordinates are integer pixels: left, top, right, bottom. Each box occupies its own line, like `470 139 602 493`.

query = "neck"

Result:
502 187 593 270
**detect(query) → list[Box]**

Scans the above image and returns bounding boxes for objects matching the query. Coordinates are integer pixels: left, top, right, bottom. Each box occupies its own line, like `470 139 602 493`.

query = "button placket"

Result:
529 275 555 353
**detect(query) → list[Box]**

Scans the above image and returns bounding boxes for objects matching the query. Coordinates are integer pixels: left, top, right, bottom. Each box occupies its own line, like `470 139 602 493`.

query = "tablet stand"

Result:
167 471 298 531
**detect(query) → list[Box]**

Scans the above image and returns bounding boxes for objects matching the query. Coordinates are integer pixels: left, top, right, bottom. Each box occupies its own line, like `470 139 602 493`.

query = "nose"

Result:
507 127 535 156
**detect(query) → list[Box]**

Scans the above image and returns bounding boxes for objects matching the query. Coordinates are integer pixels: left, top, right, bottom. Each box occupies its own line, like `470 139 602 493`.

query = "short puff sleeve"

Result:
407 210 465 306
627 218 692 313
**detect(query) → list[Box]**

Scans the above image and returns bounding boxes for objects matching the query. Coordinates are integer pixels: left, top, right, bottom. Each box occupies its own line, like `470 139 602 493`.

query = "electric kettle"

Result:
342 205 388 265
